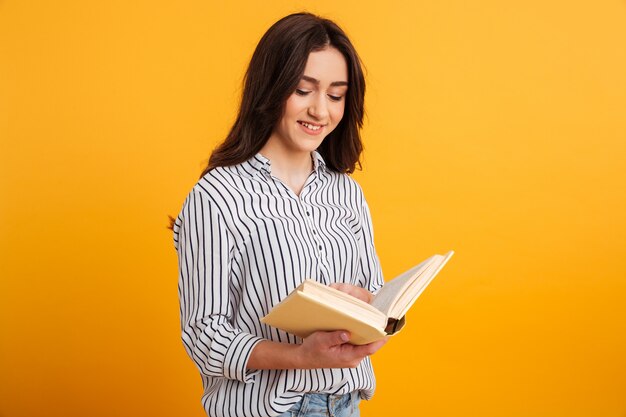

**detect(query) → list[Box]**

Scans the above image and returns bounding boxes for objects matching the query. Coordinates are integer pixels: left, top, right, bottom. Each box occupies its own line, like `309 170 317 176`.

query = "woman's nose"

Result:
307 94 329 121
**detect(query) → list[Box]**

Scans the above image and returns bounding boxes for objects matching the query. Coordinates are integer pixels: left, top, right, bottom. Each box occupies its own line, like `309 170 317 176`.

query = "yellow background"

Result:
1 1 625 416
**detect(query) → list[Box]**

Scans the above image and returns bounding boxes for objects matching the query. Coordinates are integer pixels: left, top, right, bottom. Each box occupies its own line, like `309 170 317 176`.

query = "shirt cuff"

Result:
222 332 265 383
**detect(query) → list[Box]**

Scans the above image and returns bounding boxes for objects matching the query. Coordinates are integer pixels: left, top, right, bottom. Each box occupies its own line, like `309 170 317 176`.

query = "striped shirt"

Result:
173 151 384 417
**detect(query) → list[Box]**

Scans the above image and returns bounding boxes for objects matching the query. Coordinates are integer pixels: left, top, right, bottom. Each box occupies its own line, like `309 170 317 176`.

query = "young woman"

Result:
172 12 387 417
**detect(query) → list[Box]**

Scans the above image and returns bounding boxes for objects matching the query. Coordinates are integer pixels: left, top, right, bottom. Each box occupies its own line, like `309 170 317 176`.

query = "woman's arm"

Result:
247 330 387 370
355 189 385 294
176 189 264 383
248 284 386 370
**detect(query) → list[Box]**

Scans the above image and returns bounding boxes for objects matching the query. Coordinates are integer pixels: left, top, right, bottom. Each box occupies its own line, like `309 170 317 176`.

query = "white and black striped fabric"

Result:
173 151 384 417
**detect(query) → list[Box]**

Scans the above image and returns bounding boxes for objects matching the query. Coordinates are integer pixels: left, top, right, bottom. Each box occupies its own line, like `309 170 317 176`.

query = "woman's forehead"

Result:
301 48 349 85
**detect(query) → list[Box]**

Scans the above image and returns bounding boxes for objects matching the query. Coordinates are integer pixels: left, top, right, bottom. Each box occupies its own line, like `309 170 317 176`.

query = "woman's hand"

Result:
296 330 388 369
329 283 374 304
247 284 384 371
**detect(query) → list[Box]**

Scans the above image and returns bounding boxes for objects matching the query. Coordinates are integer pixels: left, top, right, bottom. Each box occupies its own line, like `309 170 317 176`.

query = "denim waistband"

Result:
285 391 360 417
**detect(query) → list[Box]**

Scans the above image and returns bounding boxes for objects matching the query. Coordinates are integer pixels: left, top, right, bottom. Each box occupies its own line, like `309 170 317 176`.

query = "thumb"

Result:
322 330 351 346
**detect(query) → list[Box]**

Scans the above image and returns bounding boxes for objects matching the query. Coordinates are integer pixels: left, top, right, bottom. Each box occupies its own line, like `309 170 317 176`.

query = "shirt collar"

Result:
247 153 272 176
245 151 327 178
311 150 327 173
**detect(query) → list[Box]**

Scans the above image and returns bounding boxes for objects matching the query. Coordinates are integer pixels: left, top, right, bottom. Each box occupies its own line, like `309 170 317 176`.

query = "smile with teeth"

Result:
298 121 323 131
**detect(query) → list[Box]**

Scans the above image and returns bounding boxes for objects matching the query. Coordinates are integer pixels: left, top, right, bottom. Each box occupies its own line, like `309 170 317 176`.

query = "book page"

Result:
301 280 385 320
372 251 454 318
261 290 388 345
371 256 435 316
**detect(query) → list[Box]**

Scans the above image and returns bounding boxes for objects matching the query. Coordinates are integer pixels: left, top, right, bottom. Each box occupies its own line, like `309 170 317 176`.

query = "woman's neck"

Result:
258 139 314 196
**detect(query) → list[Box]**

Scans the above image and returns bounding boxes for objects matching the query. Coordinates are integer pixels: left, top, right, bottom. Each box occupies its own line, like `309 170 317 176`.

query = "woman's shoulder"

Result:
324 169 365 197
194 164 247 195
198 164 234 182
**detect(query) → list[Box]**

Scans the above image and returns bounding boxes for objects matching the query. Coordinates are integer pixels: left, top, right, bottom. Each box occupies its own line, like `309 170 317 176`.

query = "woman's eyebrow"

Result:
301 75 348 87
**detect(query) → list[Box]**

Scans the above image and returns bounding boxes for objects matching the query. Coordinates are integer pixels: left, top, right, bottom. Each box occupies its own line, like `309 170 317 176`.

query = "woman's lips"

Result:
297 120 325 136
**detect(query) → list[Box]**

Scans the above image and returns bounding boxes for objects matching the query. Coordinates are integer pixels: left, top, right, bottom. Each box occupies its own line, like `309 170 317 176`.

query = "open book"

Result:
261 251 454 345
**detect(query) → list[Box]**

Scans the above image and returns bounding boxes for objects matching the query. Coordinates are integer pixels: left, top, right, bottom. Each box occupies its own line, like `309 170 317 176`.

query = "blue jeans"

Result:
279 392 360 417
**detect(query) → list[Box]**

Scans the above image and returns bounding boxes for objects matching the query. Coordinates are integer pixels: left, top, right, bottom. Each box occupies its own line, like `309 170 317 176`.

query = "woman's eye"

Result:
295 89 343 102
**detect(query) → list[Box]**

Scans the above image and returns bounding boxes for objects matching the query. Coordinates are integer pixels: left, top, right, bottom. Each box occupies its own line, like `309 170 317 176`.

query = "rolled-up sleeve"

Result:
355 191 385 294
174 188 264 383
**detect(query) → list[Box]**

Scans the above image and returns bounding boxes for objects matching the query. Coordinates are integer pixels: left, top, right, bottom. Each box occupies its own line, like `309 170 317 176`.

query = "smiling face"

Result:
267 46 349 157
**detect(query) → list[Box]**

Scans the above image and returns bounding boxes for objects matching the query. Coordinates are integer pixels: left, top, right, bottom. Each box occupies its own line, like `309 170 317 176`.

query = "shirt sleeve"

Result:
174 188 264 383
355 191 385 295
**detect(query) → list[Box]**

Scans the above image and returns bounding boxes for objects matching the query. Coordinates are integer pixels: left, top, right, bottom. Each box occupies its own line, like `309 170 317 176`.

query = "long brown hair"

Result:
201 12 367 177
